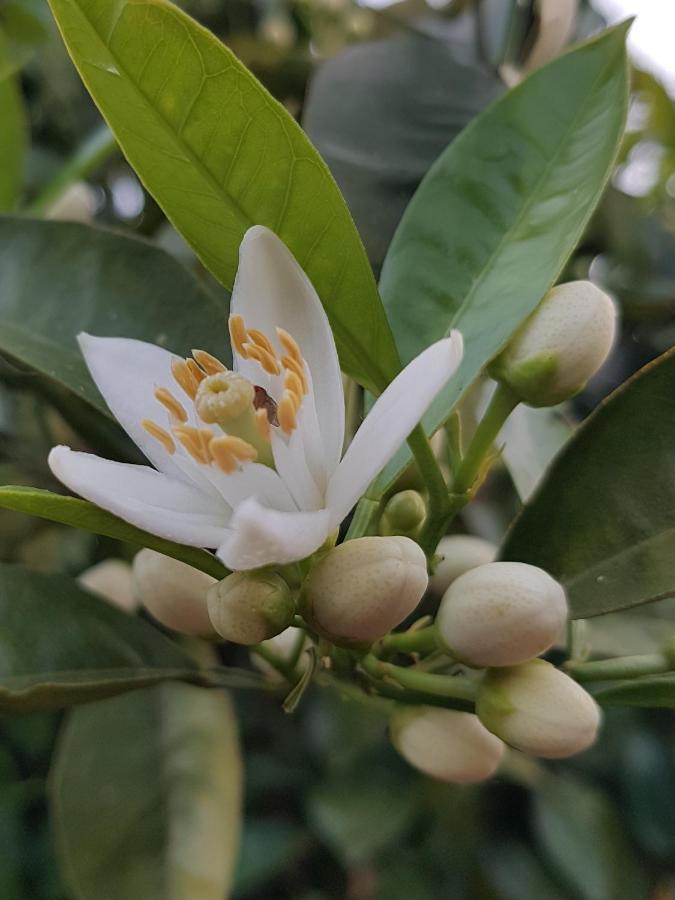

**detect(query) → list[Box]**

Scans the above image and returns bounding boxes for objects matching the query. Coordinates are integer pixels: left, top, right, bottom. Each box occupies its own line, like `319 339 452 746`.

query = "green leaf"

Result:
0 217 230 417
0 30 27 211
304 31 502 273
46 0 400 392
483 839 573 900
0 487 227 579
233 819 307 897
0 562 207 714
501 349 675 618
51 682 242 900
306 771 416 864
591 674 675 709
533 774 647 900
374 25 629 494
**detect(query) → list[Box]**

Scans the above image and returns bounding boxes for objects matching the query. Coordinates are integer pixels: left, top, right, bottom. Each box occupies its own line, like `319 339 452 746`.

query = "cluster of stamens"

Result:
228 314 309 435
140 318 310 476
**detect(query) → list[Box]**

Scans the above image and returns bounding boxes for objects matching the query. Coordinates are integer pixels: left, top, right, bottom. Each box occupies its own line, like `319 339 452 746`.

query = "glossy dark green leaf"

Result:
0 30 26 211
46 0 400 392
0 217 230 417
0 486 227 579
51 683 242 900
373 25 629 494
501 349 675 618
304 31 502 273
533 774 647 900
0 563 204 713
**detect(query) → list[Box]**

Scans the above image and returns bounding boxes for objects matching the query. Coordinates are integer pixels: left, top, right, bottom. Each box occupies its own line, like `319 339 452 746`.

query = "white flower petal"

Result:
216 497 332 570
231 226 345 476
78 333 199 482
326 333 464 528
271 429 322 511
203 461 298 513
49 446 230 548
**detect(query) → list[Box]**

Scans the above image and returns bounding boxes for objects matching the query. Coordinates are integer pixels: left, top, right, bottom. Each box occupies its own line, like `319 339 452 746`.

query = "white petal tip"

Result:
47 444 72 477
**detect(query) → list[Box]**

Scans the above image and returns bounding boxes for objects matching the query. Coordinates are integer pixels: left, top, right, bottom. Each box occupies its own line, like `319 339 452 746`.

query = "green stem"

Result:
345 495 381 540
362 655 477 703
251 643 294 680
565 653 672 682
407 424 452 555
27 125 118 215
378 626 440 656
451 383 519 497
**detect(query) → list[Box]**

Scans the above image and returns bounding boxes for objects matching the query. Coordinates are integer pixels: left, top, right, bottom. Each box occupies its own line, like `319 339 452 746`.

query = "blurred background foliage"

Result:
1 0 675 897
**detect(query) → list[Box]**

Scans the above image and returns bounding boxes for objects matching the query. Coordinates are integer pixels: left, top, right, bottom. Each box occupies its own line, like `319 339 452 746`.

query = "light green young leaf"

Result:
51 682 242 900
0 487 227 579
0 29 27 211
373 25 629 494
46 0 400 392
501 349 675 618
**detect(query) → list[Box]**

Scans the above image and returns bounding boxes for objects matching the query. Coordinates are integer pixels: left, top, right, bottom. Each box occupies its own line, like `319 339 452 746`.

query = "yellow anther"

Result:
229 315 248 358
211 446 238 474
211 435 257 462
142 420 176 455
247 328 277 358
284 371 304 401
281 355 308 394
154 387 188 423
186 358 207 384
173 425 211 465
192 349 226 375
278 393 298 434
244 343 281 376
276 328 303 365
255 407 271 441
171 358 199 400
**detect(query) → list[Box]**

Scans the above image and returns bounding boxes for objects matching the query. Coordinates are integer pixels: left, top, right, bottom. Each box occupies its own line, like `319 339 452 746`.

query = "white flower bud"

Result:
437 562 567 667
132 549 215 635
78 559 137 613
379 490 426 538
428 534 497 596
390 706 504 784
490 280 617 407
207 571 294 645
301 536 428 646
477 659 601 759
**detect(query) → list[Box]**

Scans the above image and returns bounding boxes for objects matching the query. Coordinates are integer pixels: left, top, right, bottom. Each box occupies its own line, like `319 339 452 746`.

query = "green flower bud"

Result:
132 549 215 635
301 536 428 647
437 562 567 667
207 571 294 645
477 659 601 759
490 280 617 407
79 559 137 613
390 706 504 784
379 490 427 538
428 534 496 597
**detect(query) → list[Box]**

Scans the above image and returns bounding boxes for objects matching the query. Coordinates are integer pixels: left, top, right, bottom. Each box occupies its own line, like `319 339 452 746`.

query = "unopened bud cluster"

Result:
490 280 617 407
